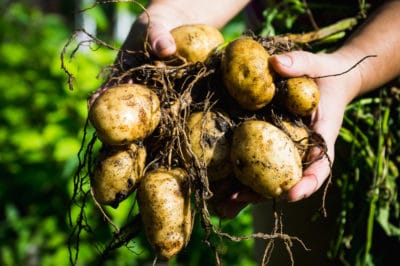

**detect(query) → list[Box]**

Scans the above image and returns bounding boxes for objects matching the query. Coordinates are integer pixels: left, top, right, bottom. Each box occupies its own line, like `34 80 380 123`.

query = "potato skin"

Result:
284 77 320 116
89 83 161 145
91 143 146 208
171 24 224 63
138 167 192 260
186 111 233 181
231 120 302 198
221 37 275 110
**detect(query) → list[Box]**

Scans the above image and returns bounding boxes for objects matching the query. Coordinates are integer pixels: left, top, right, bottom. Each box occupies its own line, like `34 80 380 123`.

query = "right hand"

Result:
122 7 178 58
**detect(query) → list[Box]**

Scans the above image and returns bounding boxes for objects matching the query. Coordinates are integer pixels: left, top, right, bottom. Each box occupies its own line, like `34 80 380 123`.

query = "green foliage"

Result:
0 2 115 265
331 89 400 266
260 0 306 36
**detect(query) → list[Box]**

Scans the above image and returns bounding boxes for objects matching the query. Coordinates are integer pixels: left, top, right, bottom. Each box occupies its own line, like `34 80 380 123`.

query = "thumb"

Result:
269 50 324 77
148 23 176 58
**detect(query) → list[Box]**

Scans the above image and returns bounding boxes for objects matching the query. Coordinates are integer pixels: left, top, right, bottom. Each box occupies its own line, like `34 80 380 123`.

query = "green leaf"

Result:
53 137 81 161
376 206 400 237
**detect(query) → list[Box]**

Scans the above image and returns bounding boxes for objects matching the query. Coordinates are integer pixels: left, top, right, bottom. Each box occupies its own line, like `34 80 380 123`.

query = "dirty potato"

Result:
171 24 224 63
283 77 320 116
138 167 192 260
91 143 146 208
89 83 161 145
231 120 302 198
221 37 276 110
186 111 233 181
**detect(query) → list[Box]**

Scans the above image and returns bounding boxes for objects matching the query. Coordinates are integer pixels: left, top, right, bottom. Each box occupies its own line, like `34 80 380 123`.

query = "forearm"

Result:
337 0 400 99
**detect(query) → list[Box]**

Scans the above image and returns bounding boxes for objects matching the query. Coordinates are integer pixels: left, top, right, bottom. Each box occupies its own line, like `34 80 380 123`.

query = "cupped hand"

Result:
269 50 362 202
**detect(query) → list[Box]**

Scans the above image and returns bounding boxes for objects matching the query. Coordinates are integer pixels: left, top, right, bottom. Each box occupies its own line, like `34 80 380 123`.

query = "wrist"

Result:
327 49 364 104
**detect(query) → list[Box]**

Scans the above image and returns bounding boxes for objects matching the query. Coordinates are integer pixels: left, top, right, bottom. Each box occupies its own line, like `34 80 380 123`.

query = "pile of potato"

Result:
87 24 321 260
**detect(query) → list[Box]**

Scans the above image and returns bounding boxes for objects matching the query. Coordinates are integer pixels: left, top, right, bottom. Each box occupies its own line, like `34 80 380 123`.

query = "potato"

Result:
283 77 320 116
91 143 146 208
138 167 192 260
281 120 309 160
171 24 224 63
230 120 302 198
89 83 161 145
221 37 275 110
186 111 233 181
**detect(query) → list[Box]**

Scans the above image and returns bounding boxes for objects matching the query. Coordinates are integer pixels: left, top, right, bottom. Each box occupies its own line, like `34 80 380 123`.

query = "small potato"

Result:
186 111 233 181
284 77 320 116
138 167 192 260
281 120 309 160
231 120 302 198
221 37 275 110
171 24 224 63
91 143 146 208
89 83 161 145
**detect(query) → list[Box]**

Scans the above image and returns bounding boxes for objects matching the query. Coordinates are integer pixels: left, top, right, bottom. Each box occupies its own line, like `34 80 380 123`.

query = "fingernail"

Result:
275 54 293 68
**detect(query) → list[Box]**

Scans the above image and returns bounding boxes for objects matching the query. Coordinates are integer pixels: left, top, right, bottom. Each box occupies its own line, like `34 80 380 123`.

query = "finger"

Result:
148 23 176 57
285 152 332 202
269 51 326 78
286 108 338 202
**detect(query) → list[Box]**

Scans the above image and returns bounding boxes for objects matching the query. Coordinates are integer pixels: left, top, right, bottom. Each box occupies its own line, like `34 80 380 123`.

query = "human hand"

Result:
269 50 362 202
207 50 363 217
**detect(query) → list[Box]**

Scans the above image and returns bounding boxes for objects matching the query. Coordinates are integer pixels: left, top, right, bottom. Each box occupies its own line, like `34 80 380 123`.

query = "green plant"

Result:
0 2 116 265
331 88 400 266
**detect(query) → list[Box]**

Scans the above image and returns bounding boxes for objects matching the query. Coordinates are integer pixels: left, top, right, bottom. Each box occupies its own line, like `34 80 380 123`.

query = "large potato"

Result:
138 167 192 260
221 37 275 110
283 77 320 116
91 143 146 208
89 83 161 145
231 120 302 198
171 24 224 63
186 111 233 181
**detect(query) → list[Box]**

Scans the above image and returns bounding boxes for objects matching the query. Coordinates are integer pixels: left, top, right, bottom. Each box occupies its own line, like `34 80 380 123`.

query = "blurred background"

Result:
0 0 398 265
